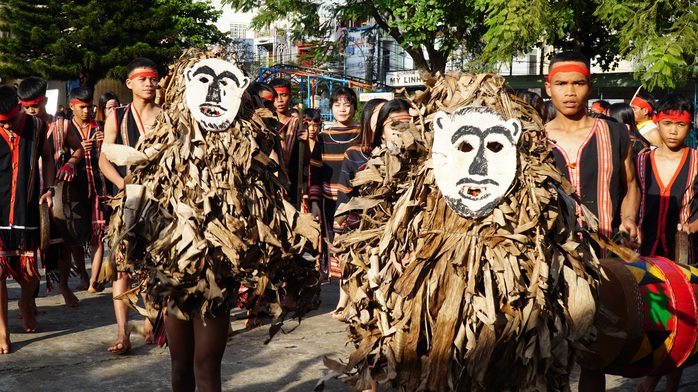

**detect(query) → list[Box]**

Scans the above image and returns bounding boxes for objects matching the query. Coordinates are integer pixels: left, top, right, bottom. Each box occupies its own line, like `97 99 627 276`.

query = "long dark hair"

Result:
607 102 650 155
372 99 412 148
96 92 120 123
359 98 388 149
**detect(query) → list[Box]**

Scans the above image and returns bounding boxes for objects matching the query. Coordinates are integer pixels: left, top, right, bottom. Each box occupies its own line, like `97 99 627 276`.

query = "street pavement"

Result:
2 268 698 391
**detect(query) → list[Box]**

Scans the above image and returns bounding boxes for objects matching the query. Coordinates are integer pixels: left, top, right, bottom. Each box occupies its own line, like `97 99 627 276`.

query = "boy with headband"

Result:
635 94 698 392
99 57 161 354
631 92 661 147
268 78 309 208
68 87 110 297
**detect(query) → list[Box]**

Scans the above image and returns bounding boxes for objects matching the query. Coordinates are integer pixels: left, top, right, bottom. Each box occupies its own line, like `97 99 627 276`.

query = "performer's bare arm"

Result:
99 111 125 190
56 130 85 182
39 140 55 208
619 144 640 245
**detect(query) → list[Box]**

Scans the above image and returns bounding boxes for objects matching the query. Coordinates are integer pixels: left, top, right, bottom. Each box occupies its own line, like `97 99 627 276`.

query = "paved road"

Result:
2 270 698 391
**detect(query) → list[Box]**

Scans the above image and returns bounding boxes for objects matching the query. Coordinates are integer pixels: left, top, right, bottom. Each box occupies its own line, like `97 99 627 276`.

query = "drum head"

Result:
51 179 91 245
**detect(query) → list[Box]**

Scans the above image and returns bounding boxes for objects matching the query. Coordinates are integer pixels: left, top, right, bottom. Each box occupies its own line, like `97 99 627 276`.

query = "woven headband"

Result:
0 104 21 121
656 110 691 123
274 87 291 95
546 64 591 82
19 96 46 106
129 71 158 80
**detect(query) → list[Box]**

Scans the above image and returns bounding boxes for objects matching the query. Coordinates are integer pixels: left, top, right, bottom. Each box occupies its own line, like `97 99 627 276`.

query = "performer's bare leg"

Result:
71 244 90 290
58 249 79 307
0 274 10 354
578 368 605 392
166 308 230 392
108 271 131 354
665 367 684 392
332 281 349 321
166 313 196 392
636 375 661 392
192 309 229 392
637 367 683 392
144 316 154 344
88 243 105 293
362 377 377 392
17 275 39 332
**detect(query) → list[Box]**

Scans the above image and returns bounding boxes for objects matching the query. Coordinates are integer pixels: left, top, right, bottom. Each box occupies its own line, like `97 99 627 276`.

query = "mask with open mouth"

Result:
432 106 522 218
185 58 250 130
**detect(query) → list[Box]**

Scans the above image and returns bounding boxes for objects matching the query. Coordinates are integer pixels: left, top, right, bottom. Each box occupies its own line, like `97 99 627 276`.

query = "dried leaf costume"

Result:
104 50 321 327
329 74 631 391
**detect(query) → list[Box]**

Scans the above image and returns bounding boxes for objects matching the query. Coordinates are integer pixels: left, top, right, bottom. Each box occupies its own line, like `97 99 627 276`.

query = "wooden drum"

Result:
577 256 698 377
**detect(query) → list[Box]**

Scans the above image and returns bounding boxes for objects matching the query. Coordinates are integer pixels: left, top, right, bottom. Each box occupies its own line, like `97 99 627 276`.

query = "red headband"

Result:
260 91 275 101
19 96 46 106
591 102 605 113
631 97 653 113
0 104 21 121
273 87 291 95
656 110 691 123
382 113 412 128
70 99 93 106
546 64 591 82
129 71 158 80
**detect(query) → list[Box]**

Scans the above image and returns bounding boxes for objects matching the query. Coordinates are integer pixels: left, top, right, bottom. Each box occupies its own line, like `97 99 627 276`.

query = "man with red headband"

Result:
268 78 309 208
0 84 59 353
99 57 161 354
545 51 639 251
634 93 697 392
545 51 640 391
631 92 661 147
67 86 110 297
590 99 609 115
17 77 87 307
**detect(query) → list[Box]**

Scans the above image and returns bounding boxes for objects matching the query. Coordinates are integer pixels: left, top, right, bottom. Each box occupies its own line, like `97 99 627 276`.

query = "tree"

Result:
0 0 228 89
479 0 698 90
224 0 698 89
224 0 488 81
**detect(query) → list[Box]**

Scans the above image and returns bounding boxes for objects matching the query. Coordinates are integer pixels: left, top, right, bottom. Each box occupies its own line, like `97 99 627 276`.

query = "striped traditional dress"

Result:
309 123 361 278
334 144 371 232
308 124 362 204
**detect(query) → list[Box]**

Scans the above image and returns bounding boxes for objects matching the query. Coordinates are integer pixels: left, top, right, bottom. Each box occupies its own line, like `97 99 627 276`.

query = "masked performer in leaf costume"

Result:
329 74 635 391
103 50 321 391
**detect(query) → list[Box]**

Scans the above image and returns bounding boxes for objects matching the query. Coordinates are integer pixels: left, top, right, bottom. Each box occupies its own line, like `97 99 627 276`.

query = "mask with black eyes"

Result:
432 106 522 218
185 58 250 130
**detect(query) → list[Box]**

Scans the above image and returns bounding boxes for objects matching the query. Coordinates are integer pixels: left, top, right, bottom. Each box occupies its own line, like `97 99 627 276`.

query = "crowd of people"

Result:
0 49 697 392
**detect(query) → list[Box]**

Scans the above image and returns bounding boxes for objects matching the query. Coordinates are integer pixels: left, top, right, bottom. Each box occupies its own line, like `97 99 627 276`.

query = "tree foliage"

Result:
0 0 228 88
224 0 487 81
479 0 698 90
224 0 698 89
594 0 698 90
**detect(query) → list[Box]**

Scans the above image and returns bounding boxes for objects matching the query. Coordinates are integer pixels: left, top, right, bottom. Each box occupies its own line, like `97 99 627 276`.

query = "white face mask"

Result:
432 106 522 218
184 58 250 130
